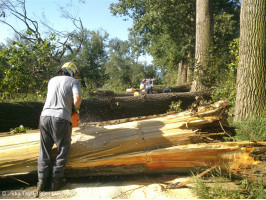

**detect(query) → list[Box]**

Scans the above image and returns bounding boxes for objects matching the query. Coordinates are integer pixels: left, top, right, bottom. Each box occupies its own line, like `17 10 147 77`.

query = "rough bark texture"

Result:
0 91 210 132
177 60 188 86
234 0 266 121
0 102 44 132
79 91 211 123
191 0 213 92
153 84 191 93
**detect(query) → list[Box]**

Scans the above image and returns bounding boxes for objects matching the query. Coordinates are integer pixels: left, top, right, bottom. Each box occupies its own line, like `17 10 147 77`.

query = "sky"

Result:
0 0 153 63
0 0 132 41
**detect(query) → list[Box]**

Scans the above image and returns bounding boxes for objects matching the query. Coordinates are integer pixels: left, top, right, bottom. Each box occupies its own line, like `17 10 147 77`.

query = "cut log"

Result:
0 101 264 178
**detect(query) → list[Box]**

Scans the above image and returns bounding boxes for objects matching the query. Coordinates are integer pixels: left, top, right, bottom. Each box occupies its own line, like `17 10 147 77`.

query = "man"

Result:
144 78 155 94
140 79 146 94
36 62 82 194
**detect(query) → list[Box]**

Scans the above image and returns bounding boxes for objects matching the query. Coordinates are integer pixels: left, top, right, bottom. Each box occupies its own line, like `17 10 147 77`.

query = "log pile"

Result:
0 100 264 180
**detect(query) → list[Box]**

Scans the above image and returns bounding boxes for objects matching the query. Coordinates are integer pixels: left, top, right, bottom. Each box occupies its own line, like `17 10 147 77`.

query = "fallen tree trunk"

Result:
0 90 211 132
153 83 191 93
0 101 264 178
79 90 212 122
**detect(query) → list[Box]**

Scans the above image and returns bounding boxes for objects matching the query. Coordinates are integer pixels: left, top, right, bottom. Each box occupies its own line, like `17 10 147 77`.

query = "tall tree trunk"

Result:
177 59 188 86
234 0 266 121
191 0 213 92
187 51 193 83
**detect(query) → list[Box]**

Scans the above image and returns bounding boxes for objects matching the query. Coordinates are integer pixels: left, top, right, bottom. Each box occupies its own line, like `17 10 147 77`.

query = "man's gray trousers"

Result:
38 116 72 179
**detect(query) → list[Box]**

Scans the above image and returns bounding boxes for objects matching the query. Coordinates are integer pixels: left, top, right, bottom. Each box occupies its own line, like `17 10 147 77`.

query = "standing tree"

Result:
111 0 196 86
104 38 133 90
191 0 213 92
234 0 266 121
111 0 239 89
0 0 85 62
74 29 108 90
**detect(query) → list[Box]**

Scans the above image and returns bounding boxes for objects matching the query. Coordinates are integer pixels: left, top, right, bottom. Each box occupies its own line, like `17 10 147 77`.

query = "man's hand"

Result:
74 93 82 109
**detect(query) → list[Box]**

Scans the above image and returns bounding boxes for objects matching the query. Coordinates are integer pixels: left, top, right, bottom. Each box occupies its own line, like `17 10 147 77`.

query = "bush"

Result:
10 125 30 133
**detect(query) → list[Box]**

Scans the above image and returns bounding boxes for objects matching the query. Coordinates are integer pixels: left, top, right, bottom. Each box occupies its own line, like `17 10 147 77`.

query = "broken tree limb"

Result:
0 101 264 178
166 165 218 189
64 141 264 177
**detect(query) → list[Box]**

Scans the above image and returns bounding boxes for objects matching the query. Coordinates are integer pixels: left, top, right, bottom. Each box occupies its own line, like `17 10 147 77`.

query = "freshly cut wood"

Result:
65 141 265 177
0 100 263 177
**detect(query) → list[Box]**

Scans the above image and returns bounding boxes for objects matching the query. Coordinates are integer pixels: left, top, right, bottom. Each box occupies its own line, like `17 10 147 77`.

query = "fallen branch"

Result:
166 165 218 189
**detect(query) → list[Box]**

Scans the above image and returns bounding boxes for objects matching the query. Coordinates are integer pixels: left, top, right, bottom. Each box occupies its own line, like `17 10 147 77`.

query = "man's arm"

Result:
74 93 82 109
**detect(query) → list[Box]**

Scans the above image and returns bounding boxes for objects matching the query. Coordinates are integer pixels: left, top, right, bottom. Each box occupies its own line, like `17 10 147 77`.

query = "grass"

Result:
192 167 266 199
0 93 46 103
10 125 31 133
228 115 266 141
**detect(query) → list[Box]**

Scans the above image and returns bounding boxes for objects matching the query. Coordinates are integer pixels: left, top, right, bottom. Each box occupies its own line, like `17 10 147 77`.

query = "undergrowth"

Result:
168 100 182 113
0 93 46 102
192 167 266 199
228 114 266 141
10 125 30 133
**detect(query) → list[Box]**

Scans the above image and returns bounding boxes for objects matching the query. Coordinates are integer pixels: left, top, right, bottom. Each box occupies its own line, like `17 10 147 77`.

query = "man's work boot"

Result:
50 177 67 191
35 178 48 198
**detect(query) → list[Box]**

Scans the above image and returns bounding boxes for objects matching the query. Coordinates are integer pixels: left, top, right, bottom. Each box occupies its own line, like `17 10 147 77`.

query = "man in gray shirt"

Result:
36 62 82 195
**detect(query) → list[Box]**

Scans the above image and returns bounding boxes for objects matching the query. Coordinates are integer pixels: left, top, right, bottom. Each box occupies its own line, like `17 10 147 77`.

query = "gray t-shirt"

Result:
41 75 81 122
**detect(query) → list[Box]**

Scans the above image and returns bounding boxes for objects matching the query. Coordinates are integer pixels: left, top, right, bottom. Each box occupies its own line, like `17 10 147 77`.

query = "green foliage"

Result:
103 38 157 91
236 179 266 199
0 93 46 103
131 63 146 87
230 115 266 141
168 100 182 113
193 178 243 199
161 68 178 87
212 38 239 106
111 0 240 88
104 39 133 90
111 0 196 72
10 125 29 133
0 32 57 100
193 168 266 199
74 29 109 90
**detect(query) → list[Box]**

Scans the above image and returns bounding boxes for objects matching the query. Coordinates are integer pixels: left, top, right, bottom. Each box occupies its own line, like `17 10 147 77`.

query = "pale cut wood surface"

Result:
1 100 262 177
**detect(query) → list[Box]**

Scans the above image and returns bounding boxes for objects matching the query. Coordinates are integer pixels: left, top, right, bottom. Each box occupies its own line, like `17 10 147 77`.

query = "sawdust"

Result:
0 174 198 199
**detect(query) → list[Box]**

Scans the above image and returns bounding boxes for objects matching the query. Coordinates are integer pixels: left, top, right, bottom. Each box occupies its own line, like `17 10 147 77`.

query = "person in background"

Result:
140 79 146 94
145 78 155 94
36 62 82 196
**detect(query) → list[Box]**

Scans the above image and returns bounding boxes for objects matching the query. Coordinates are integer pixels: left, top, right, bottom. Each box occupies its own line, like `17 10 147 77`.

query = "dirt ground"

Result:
0 174 198 199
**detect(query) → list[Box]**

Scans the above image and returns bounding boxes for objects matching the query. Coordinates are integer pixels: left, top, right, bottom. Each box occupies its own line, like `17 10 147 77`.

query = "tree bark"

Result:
0 91 210 132
191 0 213 92
79 91 212 123
234 0 266 121
177 59 188 86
